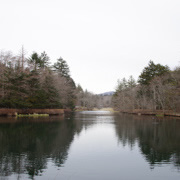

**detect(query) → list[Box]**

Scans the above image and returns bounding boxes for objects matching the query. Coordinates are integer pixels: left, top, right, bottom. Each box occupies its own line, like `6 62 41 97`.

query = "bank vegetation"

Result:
0 49 76 110
112 61 180 115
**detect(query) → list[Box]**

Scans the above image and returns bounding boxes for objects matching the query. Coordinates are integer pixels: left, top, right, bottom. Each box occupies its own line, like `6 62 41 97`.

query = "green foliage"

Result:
113 76 137 110
128 75 136 88
28 52 41 70
115 76 136 93
39 51 50 69
53 57 70 78
113 62 180 112
116 78 127 92
138 60 170 85
0 51 76 109
76 84 83 92
66 78 76 110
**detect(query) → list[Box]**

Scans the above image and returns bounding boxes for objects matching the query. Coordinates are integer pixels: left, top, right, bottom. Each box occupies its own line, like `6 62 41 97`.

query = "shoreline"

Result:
118 109 180 117
0 108 71 116
2 108 179 118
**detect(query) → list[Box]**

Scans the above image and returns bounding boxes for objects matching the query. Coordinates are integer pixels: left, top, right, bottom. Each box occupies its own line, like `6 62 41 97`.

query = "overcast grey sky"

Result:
0 0 180 93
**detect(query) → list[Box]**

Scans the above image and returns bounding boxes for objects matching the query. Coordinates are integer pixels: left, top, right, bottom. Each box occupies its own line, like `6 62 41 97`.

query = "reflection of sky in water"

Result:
37 123 179 180
1 112 180 180
79 111 113 114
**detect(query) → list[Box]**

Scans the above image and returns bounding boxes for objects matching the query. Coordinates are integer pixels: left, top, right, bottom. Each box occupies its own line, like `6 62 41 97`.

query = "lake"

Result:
0 111 180 180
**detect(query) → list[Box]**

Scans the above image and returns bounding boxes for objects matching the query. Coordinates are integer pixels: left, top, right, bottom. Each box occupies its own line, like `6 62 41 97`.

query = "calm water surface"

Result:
0 111 180 180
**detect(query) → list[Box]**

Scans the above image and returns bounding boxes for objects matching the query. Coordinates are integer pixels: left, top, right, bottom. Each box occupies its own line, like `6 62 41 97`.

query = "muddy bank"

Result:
0 108 67 116
119 109 180 117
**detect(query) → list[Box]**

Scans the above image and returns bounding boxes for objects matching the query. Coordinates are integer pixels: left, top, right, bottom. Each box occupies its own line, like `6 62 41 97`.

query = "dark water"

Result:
0 111 180 180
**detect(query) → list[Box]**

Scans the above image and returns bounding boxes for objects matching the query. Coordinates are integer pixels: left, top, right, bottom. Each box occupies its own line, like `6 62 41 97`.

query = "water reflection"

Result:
114 113 180 169
0 112 180 179
0 115 78 179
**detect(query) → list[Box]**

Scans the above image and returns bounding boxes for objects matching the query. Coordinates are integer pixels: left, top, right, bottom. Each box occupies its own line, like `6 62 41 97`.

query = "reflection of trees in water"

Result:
114 113 180 169
2 112 179 178
0 113 97 179
0 115 86 179
73 112 106 132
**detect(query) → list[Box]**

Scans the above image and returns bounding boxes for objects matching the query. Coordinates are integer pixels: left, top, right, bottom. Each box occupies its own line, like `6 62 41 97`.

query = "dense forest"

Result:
0 49 110 110
1 49 179 112
113 61 180 112
0 49 76 109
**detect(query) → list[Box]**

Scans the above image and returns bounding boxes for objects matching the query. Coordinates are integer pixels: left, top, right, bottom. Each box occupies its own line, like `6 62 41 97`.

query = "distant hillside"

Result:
98 91 114 96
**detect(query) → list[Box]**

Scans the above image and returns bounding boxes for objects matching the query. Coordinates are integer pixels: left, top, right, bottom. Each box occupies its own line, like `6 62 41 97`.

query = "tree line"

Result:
2 49 178 111
113 61 180 112
0 50 76 109
75 85 112 110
